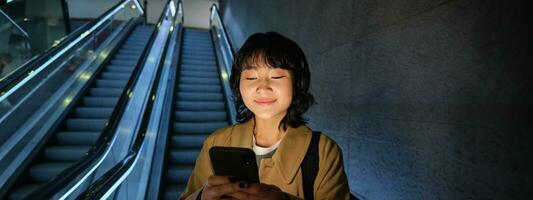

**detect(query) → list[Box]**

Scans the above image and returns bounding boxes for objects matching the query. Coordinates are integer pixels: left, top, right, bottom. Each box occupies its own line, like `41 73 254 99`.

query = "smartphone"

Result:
209 146 260 183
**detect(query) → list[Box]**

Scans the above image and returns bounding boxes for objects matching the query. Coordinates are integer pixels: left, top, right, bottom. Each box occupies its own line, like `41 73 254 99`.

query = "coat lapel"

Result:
273 124 312 184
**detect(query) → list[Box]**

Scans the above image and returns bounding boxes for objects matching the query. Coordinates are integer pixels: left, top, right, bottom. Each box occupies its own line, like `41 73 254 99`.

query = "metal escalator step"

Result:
182 49 214 55
83 97 118 107
174 111 226 122
176 92 223 101
124 40 147 45
29 162 72 182
181 59 217 66
9 183 44 200
44 146 91 161
56 131 100 145
167 165 194 184
75 107 113 118
164 184 186 200
179 77 220 85
178 84 220 93
101 72 130 80
168 150 199 165
66 119 107 131
180 70 218 78
110 59 137 66
183 44 212 49
181 52 214 57
180 49 213 56
179 66 217 72
95 79 128 88
114 53 140 60
180 63 217 68
118 49 143 55
106 65 134 72
170 135 206 148
122 44 145 49
175 101 225 111
89 88 124 97
173 122 228 134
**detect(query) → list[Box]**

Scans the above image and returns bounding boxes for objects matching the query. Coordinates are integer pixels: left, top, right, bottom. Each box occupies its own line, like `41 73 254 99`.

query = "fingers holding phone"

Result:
226 182 288 200
201 175 243 200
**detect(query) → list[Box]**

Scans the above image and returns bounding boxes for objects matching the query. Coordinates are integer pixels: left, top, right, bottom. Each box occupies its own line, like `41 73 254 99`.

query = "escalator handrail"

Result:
74 1 181 198
209 3 238 124
210 3 235 58
0 0 140 100
0 8 29 37
24 11 158 200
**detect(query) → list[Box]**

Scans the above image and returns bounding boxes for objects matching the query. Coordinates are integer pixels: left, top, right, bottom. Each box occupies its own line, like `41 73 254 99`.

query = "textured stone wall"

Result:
219 0 532 199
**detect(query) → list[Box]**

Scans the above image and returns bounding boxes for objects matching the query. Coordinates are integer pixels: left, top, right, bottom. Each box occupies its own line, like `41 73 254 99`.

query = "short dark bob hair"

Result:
229 32 314 130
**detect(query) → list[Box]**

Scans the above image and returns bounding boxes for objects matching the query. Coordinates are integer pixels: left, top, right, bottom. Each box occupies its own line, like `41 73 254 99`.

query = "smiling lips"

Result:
254 99 276 106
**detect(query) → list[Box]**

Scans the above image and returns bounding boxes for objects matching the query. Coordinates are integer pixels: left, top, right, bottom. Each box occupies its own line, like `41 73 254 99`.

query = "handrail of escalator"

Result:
209 3 237 124
74 1 181 199
0 8 29 37
0 0 143 99
22 3 158 200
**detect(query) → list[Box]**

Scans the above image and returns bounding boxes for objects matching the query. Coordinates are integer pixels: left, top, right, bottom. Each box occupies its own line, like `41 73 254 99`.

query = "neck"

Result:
253 114 286 147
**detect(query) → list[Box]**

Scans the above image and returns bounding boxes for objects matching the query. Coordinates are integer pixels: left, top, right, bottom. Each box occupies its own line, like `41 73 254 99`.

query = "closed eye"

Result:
245 77 257 80
272 76 285 79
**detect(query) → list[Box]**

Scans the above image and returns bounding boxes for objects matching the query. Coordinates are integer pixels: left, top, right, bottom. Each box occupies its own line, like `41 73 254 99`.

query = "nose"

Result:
256 78 272 93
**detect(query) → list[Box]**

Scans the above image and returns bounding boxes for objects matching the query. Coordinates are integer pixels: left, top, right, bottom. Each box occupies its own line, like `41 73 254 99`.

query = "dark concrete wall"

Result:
219 0 532 199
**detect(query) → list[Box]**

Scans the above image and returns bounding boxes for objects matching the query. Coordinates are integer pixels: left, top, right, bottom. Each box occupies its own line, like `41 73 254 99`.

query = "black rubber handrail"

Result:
24 14 158 200
0 0 127 95
75 1 180 199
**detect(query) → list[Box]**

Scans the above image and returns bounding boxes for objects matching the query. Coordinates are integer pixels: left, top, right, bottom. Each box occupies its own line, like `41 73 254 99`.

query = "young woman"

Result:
180 32 350 200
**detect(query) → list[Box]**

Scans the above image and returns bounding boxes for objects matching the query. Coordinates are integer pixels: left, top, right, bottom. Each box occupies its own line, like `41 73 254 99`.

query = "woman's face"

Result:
239 61 293 121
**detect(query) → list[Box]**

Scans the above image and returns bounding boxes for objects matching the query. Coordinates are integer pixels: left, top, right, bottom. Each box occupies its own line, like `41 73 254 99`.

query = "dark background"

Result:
219 0 532 199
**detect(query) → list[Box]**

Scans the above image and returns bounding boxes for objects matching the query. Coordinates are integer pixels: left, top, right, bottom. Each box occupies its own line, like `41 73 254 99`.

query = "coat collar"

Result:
227 119 312 184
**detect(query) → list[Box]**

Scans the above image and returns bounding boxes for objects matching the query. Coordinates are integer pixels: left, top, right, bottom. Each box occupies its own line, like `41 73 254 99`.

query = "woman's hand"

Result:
200 175 242 200
226 182 288 200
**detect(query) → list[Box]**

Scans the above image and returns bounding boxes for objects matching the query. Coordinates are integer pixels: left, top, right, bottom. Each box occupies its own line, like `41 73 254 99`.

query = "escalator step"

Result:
179 77 220 85
66 119 107 131
114 53 140 60
29 162 72 182
176 92 223 101
175 101 225 111
170 135 206 148
95 79 128 88
56 131 100 145
178 84 220 93
173 122 228 134
180 65 217 72
44 146 90 161
75 107 113 118
101 72 131 80
174 111 226 122
181 60 216 66
180 70 218 78
83 97 118 107
89 88 124 97
180 53 215 60
168 150 199 165
110 59 137 66
167 165 194 183
164 184 186 200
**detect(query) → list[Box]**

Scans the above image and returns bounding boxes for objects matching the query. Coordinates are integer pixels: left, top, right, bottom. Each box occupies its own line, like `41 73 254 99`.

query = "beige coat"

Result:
179 119 350 200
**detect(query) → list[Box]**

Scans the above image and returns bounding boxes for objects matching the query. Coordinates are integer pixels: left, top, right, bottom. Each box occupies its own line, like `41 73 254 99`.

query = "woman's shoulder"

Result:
315 131 345 156
203 123 240 145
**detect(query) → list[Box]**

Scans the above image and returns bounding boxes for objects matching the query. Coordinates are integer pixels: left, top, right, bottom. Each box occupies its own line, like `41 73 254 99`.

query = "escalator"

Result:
6 25 154 200
162 28 230 200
